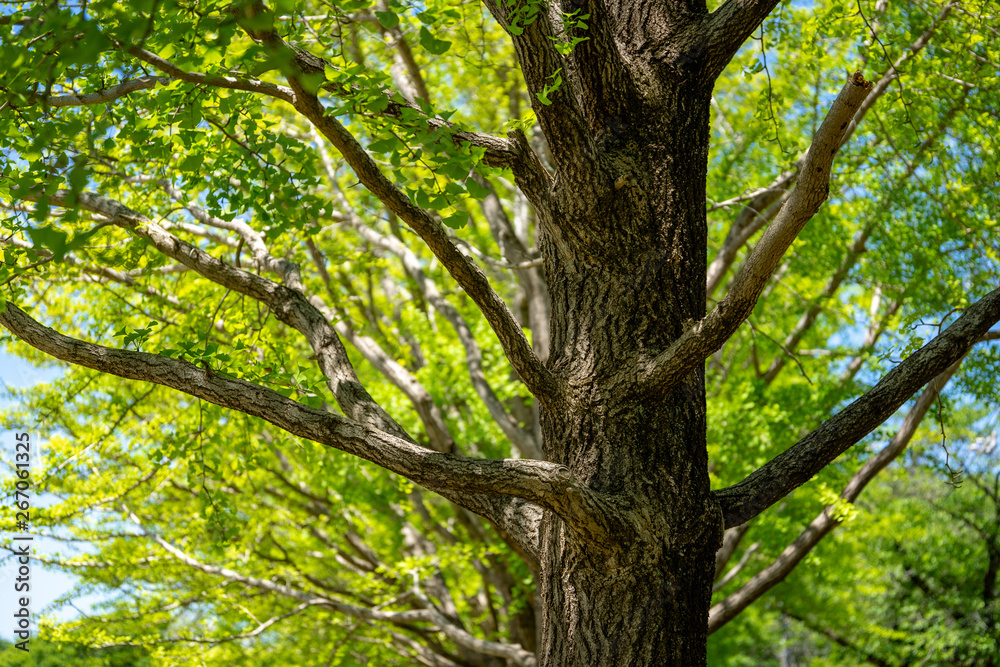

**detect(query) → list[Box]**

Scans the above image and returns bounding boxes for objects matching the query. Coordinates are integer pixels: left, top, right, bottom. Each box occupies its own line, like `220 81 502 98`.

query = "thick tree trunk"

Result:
533 85 723 664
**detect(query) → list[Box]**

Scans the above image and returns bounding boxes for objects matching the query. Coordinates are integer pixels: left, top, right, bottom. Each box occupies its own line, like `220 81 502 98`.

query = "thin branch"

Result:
784 612 893 667
333 204 542 459
218 5 559 405
714 522 752 581
26 188 406 444
411 573 537 667
309 135 538 456
702 0 783 79
126 46 296 103
278 79 563 407
709 357 965 631
712 542 759 593
97 601 324 647
305 240 457 454
707 182 791 298
12 76 170 108
761 91 967 386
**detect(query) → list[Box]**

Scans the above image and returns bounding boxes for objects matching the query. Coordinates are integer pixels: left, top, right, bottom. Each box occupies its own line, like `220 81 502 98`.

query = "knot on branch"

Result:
850 70 875 90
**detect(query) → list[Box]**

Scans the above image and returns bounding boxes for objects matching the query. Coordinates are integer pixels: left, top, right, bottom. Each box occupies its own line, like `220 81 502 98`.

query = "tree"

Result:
0 0 997 664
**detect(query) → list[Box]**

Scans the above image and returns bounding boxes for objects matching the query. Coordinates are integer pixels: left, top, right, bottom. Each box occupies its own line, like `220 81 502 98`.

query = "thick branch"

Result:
0 301 603 540
287 83 563 406
714 288 1000 528
702 0 782 79
636 72 873 397
478 0 594 172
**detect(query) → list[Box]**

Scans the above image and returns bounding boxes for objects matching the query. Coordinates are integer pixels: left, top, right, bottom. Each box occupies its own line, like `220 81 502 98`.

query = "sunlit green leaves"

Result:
418 25 452 55
375 10 399 29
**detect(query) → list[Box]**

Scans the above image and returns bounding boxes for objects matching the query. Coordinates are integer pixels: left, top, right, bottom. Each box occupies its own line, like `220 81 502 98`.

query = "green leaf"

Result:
428 194 449 210
27 226 68 260
368 136 402 153
465 178 491 199
443 211 469 229
178 155 202 172
418 26 451 55
375 11 399 29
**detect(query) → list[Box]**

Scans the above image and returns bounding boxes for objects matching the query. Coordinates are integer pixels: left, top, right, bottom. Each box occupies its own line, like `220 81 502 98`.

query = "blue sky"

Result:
0 351 104 641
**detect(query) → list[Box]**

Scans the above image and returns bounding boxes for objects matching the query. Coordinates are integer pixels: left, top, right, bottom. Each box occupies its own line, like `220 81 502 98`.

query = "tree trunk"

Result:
533 86 723 664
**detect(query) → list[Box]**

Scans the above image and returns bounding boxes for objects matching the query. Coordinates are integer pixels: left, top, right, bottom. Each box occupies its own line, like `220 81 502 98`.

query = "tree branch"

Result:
339 209 543 459
221 5 560 405
411 573 537 667
712 542 759 593
714 521 752 581
31 188 409 442
0 300 603 543
784 612 893 667
635 72 873 398
478 0 594 172
285 81 563 408
706 177 792 299
705 9 956 297
702 0 783 79
713 289 1000 529
12 76 169 108
7 188 549 557
305 240 457 454
126 46 295 103
309 137 541 458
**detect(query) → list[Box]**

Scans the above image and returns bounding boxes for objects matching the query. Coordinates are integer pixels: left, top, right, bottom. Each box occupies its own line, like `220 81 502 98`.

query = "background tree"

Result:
1 0 998 665
0 638 150 667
